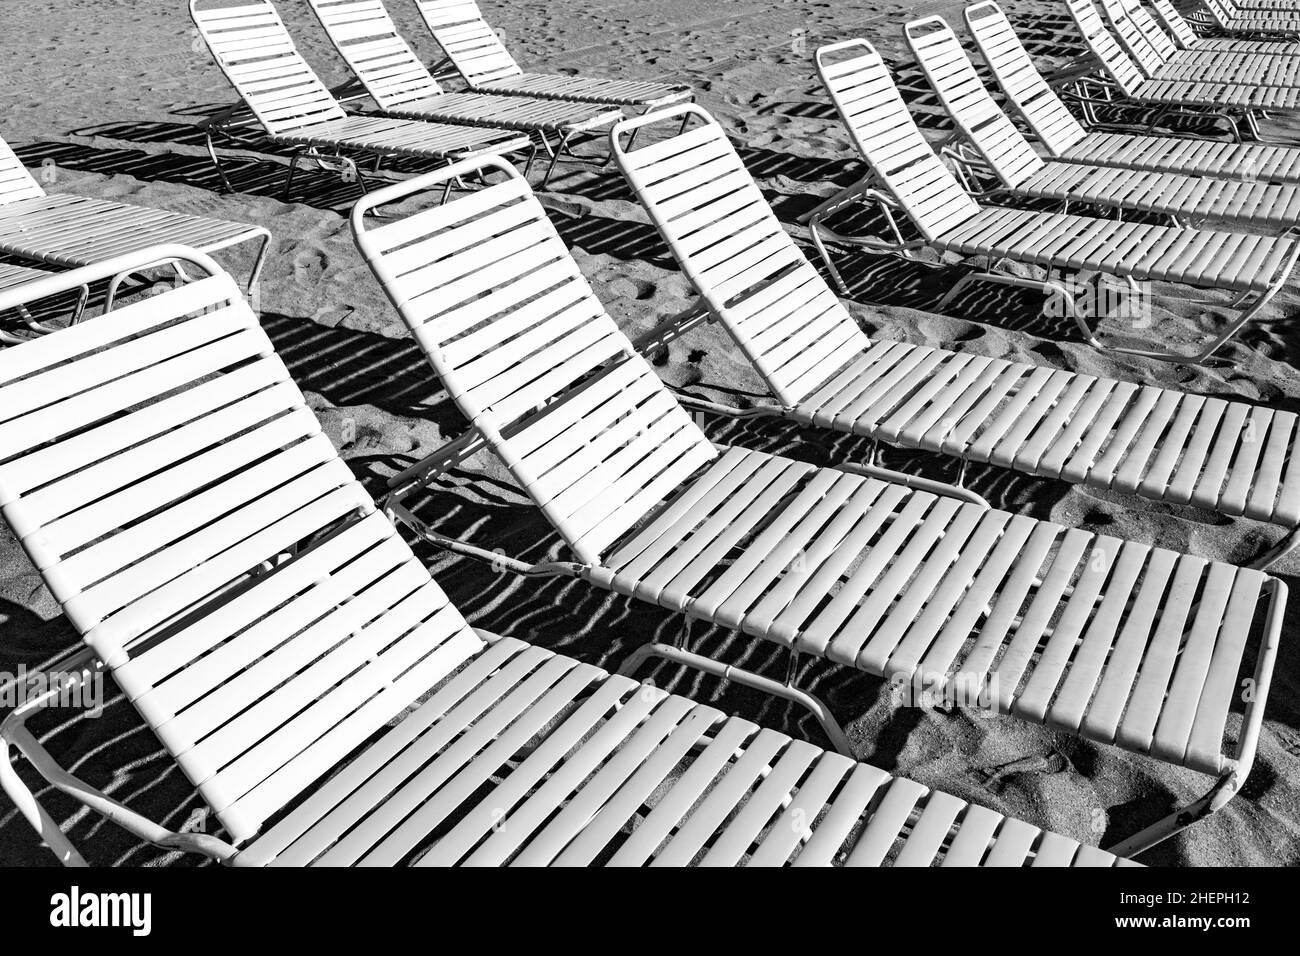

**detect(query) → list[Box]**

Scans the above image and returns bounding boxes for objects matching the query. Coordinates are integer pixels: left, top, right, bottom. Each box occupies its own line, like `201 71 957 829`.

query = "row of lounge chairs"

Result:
192 0 691 193
1 0 1299 866
0 248 1140 867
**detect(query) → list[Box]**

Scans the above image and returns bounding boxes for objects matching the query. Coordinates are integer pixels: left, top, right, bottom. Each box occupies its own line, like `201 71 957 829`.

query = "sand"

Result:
1 0 1298 866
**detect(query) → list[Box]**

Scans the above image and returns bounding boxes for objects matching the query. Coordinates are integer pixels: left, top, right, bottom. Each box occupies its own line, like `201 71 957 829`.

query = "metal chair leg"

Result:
616 629 855 757
205 127 235 194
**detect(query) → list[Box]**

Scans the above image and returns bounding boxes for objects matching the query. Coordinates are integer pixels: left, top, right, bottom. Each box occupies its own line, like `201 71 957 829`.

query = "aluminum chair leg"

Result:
522 141 541 179
204 127 235 194
537 132 573 189
1 666 241 866
69 285 90 324
1097 285 1275 366
836 458 990 507
616 626 855 758
0 735 88 866
808 210 852 295
1106 773 1237 858
1248 524 1300 570
246 232 271 296
283 150 305 198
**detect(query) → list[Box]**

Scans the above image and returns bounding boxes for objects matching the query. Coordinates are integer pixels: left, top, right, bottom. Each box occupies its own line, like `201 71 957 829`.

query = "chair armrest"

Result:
1 660 241 865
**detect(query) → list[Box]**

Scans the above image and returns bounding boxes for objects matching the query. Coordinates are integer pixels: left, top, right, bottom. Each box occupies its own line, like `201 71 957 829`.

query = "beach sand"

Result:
1 0 1298 866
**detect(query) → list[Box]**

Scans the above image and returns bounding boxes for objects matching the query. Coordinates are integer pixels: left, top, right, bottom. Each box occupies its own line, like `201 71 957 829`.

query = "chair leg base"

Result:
1 730 90 867
1104 772 1239 859
615 640 855 758
1248 524 1300 571
835 459 989 507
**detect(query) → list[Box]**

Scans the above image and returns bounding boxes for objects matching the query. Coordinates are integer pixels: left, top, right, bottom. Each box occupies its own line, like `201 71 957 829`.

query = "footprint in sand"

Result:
607 277 656 301
1031 340 1066 364
292 248 330 286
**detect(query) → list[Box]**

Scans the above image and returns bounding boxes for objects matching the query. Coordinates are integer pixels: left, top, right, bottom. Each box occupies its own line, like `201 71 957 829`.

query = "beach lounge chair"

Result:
1201 0 1300 32
352 153 1284 856
808 37 1300 365
1099 0 1300 85
413 0 692 110
907 15 1300 230
1200 0 1300 33
1068 0 1300 139
1150 0 1297 50
190 0 530 196
610 103 1300 569
0 249 1138 868
305 0 621 187
966 1 1300 179
0 133 269 298
1220 0 1300 14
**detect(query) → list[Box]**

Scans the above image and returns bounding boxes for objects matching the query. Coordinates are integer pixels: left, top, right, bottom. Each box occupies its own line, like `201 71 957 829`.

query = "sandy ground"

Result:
1 0 1299 866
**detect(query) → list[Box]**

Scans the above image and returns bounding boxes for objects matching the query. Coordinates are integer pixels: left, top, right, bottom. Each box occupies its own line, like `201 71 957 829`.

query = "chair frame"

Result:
412 0 695 113
0 246 285 864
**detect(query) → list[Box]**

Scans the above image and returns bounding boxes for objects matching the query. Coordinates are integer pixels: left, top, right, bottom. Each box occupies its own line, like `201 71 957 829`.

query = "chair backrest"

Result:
1150 0 1202 47
965 2 1089 156
611 106 872 409
906 16 1045 189
1099 0 1173 75
190 0 348 136
306 0 445 111
0 134 47 206
0 249 483 846
1066 0 1147 95
413 0 524 87
815 39 982 242
352 157 717 566
1200 0 1233 29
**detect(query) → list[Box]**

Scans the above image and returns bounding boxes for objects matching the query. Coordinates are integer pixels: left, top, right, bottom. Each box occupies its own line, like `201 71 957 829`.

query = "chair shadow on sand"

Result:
757 9 1226 136
18 137 367 214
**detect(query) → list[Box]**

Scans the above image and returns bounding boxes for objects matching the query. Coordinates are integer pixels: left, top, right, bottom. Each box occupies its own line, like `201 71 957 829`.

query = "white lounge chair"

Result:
351 153 1285 856
0 133 268 300
414 0 692 110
